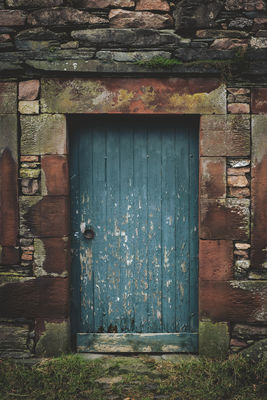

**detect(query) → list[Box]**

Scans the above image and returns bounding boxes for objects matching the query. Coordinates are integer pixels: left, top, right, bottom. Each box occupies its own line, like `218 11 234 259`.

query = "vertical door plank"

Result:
119 123 135 332
161 124 176 332
188 125 199 333
147 123 162 332
133 125 149 333
175 125 190 332
106 125 121 332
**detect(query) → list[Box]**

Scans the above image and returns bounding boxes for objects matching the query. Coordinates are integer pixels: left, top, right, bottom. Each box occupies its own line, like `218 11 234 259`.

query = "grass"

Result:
0 354 266 400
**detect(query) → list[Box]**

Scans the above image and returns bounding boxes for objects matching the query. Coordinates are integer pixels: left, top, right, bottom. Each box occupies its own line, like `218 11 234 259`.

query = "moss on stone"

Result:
199 320 230 359
35 321 71 357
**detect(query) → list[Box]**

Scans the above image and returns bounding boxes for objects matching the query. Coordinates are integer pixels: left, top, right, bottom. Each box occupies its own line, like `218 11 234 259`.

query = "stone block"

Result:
0 114 17 161
199 240 233 281
200 115 250 157
0 82 17 113
174 0 223 33
28 7 108 27
41 155 69 196
227 103 250 114
0 277 69 319
15 27 68 41
200 157 226 199
200 199 250 240
199 321 229 359
196 29 248 38
136 0 170 11
35 320 70 357
210 38 248 50
229 187 250 198
251 88 267 113
34 237 69 275
41 78 226 114
19 100 39 115
227 175 248 187
200 280 267 323
0 246 20 265
20 114 66 155
7 0 63 7
0 10 26 26
95 50 171 62
0 322 31 358
77 0 135 7
251 115 267 269
20 196 69 238
109 9 173 29
19 80 40 101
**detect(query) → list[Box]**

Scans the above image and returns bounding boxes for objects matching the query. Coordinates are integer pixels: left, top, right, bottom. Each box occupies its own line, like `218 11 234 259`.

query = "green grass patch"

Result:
0 354 266 400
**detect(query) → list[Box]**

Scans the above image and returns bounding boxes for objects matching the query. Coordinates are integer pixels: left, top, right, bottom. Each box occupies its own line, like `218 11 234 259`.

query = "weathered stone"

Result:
19 100 39 115
196 29 249 38
236 243 250 250
20 114 66 155
16 27 68 41
0 10 26 26
0 114 17 161
20 168 40 179
174 0 223 33
227 167 250 175
0 82 17 114
229 17 253 29
228 88 250 96
200 157 226 199
234 249 248 257
28 7 108 27
200 115 250 157
0 33 13 50
228 103 250 114
228 94 250 104
21 178 39 195
0 246 20 265
0 322 31 358
0 277 69 319
20 196 69 238
240 339 267 361
19 80 40 101
200 199 250 240
232 323 267 339
256 30 267 37
71 28 180 48
229 187 250 198
229 159 250 168
251 115 267 269
109 9 173 29
61 41 79 49
252 18 267 32
41 78 225 114
34 237 69 275
6 0 64 7
227 175 248 187
199 321 229 359
199 240 233 280
15 39 60 51
41 155 69 196
210 38 248 50
77 0 135 7
226 0 266 10
95 50 171 62
251 37 267 48
200 280 267 323
35 320 70 357
235 259 250 272
136 0 170 11
251 88 267 114
21 156 39 162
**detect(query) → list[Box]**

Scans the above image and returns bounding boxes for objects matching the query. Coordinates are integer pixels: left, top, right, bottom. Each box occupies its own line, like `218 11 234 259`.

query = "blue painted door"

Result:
70 116 199 353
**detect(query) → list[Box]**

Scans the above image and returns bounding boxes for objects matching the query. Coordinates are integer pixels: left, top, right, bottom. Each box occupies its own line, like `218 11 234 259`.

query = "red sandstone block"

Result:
200 199 250 240
0 149 18 246
200 157 226 199
0 277 69 319
0 10 26 26
251 88 267 113
227 167 250 175
199 240 233 281
36 237 70 275
19 80 40 101
199 280 266 323
20 156 39 162
26 196 69 237
21 253 33 261
0 246 19 265
109 9 173 29
200 115 250 157
229 187 250 198
136 0 170 11
227 103 250 114
227 175 248 187
41 155 69 196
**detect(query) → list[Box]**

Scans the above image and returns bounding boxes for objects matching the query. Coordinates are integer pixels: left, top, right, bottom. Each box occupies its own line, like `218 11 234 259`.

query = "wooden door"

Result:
70 116 199 353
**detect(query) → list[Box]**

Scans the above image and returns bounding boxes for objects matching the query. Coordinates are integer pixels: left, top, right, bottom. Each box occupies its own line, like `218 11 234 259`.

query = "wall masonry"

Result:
0 0 266 358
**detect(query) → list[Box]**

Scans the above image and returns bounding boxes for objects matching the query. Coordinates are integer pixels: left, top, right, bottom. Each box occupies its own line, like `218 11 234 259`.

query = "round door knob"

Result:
83 228 95 240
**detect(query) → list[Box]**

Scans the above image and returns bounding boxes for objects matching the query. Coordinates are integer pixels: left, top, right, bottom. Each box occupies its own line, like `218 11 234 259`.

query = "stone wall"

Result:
0 0 267 358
